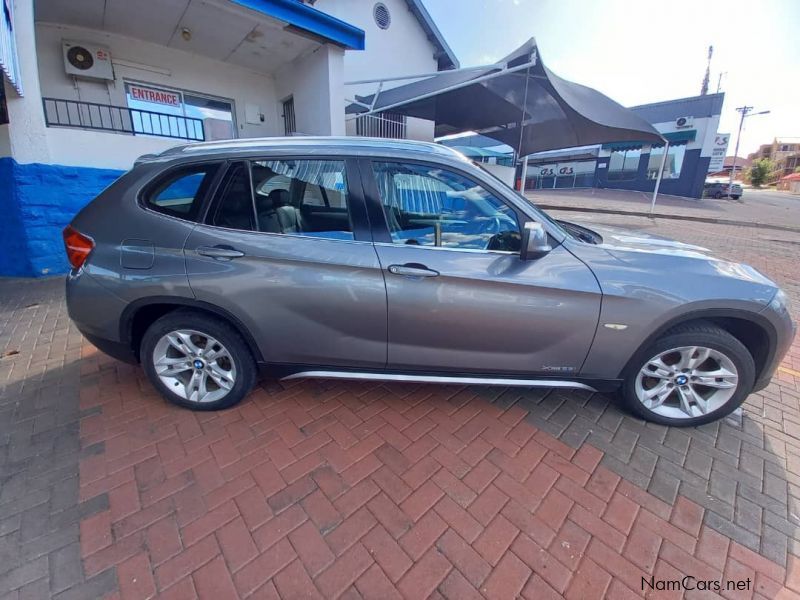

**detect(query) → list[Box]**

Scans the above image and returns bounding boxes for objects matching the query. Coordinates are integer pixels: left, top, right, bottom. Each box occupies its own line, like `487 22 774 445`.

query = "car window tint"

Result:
371 162 521 252
145 164 219 220
208 162 256 231
250 160 353 240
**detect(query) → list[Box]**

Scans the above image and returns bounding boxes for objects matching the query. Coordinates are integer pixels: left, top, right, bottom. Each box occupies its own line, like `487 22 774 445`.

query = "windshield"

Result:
472 160 570 238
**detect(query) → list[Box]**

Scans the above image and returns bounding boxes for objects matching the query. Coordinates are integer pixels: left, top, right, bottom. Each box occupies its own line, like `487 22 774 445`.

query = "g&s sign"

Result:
708 133 730 173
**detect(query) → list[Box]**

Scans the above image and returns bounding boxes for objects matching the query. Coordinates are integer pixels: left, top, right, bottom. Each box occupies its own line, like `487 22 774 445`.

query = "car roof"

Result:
142 136 469 163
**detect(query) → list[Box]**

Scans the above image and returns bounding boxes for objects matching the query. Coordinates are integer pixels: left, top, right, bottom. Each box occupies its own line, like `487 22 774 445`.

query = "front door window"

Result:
371 162 521 252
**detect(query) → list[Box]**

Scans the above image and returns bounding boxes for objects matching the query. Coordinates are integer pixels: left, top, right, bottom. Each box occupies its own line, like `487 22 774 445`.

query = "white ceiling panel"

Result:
103 0 190 46
35 0 107 29
226 24 318 74
35 0 322 76
168 0 255 60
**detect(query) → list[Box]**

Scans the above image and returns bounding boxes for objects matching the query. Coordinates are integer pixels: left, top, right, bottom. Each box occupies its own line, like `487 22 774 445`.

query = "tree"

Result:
748 158 773 187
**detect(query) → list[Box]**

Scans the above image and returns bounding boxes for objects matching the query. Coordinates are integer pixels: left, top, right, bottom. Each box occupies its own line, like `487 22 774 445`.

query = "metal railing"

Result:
355 112 407 139
42 97 205 141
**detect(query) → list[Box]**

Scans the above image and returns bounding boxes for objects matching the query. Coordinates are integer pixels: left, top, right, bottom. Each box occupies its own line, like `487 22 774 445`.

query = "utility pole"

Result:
728 105 770 196
701 45 713 95
716 72 726 93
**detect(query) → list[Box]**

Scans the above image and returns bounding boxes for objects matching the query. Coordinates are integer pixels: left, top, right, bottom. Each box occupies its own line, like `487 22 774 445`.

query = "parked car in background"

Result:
63 138 794 427
704 180 743 200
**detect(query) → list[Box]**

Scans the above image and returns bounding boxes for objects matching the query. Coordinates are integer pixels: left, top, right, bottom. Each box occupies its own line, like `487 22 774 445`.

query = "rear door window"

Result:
144 163 219 221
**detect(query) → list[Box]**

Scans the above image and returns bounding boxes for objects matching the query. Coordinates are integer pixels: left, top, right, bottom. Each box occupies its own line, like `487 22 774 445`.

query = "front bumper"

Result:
754 294 796 391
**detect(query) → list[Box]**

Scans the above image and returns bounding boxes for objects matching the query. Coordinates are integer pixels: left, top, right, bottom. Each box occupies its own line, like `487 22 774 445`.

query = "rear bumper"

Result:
80 330 138 364
66 270 135 362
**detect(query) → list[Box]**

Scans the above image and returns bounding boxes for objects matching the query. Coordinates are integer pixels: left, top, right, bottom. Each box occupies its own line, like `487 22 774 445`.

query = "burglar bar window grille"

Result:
355 112 407 139
41 97 204 141
283 97 296 136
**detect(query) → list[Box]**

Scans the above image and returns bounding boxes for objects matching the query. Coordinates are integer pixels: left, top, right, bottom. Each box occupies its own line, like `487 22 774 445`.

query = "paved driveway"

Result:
1 213 799 599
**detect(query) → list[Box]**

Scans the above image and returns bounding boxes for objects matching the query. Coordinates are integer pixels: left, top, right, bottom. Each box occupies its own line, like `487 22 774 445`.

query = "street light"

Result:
728 106 770 197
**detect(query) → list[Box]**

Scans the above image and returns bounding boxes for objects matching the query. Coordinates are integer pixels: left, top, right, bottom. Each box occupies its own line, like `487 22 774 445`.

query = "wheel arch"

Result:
120 297 265 364
620 308 777 383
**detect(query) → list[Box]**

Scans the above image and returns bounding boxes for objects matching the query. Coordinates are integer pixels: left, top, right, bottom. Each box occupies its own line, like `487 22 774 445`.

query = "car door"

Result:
184 156 387 369
361 158 602 376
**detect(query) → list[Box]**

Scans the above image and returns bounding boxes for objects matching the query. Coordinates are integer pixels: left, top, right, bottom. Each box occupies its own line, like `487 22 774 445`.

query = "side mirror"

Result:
521 221 552 260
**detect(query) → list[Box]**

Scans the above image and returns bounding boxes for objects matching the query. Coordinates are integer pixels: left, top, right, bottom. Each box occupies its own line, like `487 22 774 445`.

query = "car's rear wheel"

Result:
141 310 256 410
713 191 723 199
621 322 755 426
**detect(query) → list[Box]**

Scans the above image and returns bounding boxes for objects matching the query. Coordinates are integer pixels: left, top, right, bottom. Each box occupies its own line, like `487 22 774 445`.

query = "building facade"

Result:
748 138 800 182
440 93 725 200
0 0 455 276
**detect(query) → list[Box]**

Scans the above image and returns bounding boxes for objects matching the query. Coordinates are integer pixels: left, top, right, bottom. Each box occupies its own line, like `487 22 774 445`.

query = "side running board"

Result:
280 370 598 391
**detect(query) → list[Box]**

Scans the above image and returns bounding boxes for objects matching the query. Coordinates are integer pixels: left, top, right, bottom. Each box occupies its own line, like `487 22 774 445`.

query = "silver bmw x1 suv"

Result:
64 137 794 427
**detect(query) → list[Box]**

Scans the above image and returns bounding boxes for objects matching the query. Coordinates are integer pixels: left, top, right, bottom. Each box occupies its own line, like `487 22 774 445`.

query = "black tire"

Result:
731 195 741 200
620 321 755 427
140 309 257 411
713 191 723 199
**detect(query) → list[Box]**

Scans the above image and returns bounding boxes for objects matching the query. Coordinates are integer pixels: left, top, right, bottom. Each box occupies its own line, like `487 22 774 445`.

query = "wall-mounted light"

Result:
181 28 192 42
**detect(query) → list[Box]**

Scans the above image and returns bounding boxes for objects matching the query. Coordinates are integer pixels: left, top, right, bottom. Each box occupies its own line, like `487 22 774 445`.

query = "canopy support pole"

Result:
649 141 669 215
516 66 532 194
520 156 529 193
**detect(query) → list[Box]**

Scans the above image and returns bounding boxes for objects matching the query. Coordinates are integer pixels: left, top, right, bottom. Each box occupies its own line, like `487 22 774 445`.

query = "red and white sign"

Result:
128 84 182 108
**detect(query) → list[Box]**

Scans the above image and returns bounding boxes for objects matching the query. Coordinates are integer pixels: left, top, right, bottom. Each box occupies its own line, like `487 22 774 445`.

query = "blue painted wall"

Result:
0 158 124 277
595 149 708 199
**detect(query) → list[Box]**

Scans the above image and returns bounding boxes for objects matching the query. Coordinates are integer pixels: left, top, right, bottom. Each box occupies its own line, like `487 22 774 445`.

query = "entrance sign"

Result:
128 84 182 108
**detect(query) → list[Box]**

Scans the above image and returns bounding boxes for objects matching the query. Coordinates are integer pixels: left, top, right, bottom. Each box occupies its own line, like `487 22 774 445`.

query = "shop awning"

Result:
601 130 696 151
347 38 664 157
450 146 513 159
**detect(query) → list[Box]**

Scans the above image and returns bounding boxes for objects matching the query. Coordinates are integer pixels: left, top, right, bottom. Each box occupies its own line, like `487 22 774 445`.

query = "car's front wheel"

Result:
141 310 257 410
621 322 755 426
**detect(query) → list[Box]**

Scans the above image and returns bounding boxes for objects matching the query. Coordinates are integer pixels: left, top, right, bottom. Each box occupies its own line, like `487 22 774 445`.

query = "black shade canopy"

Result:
347 39 664 156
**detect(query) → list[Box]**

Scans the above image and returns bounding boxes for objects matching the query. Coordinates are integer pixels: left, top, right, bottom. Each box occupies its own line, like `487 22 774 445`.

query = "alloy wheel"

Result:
152 329 237 403
634 345 739 419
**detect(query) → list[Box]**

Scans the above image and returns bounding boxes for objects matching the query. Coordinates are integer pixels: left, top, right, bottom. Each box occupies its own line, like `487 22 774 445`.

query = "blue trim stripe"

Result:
230 0 365 50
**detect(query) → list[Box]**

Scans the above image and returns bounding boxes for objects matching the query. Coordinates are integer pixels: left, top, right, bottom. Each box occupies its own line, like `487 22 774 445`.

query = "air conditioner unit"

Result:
62 40 114 81
675 116 694 129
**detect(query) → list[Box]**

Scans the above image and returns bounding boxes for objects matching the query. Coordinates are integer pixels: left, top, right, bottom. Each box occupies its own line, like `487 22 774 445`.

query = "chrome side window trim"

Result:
193 223 374 246
372 242 518 256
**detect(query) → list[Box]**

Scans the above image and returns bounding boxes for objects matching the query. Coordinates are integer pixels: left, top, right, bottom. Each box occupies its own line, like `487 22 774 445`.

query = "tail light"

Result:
63 225 95 270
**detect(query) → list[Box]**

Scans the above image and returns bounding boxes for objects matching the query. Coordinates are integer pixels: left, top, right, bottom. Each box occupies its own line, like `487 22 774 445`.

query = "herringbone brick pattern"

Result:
2 211 799 598
77 348 800 598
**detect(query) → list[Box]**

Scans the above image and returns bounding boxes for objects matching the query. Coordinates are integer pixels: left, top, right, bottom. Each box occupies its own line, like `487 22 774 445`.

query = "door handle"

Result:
387 263 439 278
196 245 245 260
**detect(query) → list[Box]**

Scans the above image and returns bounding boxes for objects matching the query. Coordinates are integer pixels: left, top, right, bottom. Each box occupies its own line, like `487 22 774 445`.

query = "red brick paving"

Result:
77 347 800 599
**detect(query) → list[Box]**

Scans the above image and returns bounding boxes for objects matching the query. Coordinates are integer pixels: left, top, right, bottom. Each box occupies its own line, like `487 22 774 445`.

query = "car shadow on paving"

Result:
512 384 800 566
0 279 117 599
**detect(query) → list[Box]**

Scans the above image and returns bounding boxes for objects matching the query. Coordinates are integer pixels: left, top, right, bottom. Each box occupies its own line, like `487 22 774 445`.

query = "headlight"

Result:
769 289 791 318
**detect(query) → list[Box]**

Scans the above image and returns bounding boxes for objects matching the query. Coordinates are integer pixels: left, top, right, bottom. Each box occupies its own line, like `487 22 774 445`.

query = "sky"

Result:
423 0 800 157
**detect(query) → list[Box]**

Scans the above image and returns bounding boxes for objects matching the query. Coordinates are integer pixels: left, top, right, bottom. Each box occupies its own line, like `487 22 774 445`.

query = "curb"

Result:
536 204 800 234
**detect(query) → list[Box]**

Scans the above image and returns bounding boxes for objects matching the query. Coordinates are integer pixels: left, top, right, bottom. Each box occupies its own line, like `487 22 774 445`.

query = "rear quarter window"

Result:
143 163 220 221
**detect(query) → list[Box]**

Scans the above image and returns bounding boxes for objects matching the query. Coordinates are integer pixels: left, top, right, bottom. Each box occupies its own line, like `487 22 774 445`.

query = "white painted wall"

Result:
4 0 52 164
4 15 347 169
274 44 345 136
35 23 278 151
314 0 441 141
